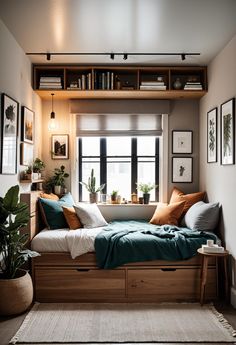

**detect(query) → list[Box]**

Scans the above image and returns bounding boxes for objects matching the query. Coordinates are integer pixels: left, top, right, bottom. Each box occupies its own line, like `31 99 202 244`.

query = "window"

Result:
78 136 159 202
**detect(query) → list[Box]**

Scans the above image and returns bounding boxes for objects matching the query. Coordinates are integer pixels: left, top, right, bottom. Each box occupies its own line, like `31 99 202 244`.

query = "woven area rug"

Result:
10 303 236 344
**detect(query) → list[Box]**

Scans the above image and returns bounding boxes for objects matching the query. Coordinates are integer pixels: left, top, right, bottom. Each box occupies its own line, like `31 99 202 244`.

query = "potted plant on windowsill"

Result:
110 190 119 204
137 183 158 204
80 169 105 203
0 185 39 315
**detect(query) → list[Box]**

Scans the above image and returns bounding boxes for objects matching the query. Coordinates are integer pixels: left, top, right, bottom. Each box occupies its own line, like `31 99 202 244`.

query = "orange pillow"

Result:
40 192 59 201
169 187 205 214
150 201 186 226
62 206 82 230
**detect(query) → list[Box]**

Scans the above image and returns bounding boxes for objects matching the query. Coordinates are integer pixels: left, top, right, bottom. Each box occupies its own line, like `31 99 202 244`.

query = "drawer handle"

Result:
76 268 90 272
161 268 176 272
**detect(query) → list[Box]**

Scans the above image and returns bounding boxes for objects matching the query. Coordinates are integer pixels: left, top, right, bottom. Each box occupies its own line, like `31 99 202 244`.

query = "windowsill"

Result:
98 203 157 207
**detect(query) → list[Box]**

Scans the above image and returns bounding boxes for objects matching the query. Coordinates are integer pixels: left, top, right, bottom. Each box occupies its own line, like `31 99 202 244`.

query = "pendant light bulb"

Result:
48 93 58 131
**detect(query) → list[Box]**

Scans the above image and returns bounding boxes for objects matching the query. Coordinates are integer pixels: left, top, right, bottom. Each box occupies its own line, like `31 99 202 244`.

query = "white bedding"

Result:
31 227 104 258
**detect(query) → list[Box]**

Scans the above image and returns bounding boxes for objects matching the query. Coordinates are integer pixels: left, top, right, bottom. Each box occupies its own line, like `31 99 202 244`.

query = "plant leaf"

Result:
3 185 19 211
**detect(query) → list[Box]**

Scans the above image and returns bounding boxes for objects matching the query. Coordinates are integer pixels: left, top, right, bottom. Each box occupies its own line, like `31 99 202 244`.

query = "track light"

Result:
46 53 51 61
181 54 186 61
110 53 115 60
123 53 128 60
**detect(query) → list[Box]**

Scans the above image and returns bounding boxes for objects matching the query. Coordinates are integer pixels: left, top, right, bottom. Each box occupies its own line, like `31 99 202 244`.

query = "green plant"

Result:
53 165 69 187
32 158 45 173
80 169 105 193
111 190 118 197
136 182 157 194
25 165 32 174
0 185 39 279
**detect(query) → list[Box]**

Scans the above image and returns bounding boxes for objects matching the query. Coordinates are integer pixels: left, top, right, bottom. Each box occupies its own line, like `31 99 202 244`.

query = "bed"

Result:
21 192 218 303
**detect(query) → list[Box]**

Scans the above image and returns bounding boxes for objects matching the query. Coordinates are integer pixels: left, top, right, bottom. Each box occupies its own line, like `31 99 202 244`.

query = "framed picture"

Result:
20 143 34 166
207 107 217 163
1 93 19 174
172 130 193 154
51 134 69 159
220 98 235 165
172 157 193 183
21 106 34 143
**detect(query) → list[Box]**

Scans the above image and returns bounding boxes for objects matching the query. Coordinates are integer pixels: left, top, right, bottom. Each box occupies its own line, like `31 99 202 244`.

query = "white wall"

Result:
199 33 236 305
0 19 42 196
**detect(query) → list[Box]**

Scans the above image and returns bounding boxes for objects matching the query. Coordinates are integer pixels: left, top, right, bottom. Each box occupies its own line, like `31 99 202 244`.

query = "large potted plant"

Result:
0 185 39 315
137 183 157 204
80 169 105 203
46 165 69 196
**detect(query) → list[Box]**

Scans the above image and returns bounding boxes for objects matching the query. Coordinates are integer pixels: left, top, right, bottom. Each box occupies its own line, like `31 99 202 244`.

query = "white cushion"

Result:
184 201 220 231
74 203 108 228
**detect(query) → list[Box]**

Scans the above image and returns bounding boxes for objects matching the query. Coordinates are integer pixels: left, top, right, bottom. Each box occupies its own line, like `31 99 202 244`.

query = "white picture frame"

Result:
172 130 193 154
172 157 193 183
207 107 217 163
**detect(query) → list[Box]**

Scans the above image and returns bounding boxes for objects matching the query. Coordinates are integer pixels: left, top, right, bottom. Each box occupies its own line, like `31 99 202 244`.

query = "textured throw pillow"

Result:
184 201 220 231
74 203 108 228
169 187 205 214
62 206 82 230
39 193 75 229
40 192 59 201
149 201 186 226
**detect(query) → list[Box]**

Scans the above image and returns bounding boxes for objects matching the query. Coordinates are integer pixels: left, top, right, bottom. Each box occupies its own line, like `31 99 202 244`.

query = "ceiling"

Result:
1 0 236 65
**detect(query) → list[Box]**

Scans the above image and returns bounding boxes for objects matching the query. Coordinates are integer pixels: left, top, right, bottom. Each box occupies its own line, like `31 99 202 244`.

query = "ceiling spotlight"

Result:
181 54 186 61
46 53 51 61
110 53 115 60
123 53 128 60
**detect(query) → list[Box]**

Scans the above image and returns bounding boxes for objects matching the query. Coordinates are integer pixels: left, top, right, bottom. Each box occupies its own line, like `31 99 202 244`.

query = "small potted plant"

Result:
0 185 39 315
80 169 105 203
24 165 32 180
137 182 158 204
32 158 45 180
110 190 119 204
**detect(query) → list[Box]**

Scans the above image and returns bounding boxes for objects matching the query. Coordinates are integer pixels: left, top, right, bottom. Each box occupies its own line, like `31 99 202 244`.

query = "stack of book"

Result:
140 81 166 90
202 244 224 253
184 82 203 90
39 76 62 89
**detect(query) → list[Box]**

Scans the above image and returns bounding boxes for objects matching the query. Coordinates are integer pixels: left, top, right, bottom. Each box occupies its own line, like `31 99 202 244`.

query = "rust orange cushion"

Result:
169 187 205 214
40 192 59 201
62 206 82 230
149 201 186 226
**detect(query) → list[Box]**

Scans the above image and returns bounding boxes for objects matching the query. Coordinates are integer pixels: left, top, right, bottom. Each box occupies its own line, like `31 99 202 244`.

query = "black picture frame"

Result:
207 107 217 163
172 130 193 154
1 93 19 174
51 134 69 159
220 98 235 165
21 106 34 144
172 157 193 183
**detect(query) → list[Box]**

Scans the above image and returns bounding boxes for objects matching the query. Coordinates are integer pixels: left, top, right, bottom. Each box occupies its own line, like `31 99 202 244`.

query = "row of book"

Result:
139 80 167 90
184 82 203 90
94 72 115 90
67 73 92 90
39 76 62 89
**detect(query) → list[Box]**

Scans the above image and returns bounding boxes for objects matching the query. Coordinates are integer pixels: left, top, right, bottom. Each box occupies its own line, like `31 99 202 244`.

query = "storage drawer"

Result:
35 268 125 302
128 268 216 301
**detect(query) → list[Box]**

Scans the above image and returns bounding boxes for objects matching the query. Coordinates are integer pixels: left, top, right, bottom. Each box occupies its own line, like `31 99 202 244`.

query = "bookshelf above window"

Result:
33 65 207 100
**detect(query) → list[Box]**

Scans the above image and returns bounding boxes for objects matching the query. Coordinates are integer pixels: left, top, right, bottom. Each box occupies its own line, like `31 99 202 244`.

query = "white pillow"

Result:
74 203 108 228
184 201 220 231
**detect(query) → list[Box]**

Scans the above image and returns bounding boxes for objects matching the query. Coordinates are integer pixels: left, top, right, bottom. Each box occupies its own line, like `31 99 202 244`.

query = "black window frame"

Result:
78 137 159 201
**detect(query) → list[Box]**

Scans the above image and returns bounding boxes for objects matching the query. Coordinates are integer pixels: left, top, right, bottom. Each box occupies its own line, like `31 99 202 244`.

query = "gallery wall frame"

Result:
1 93 19 174
172 157 193 183
207 107 217 163
172 130 193 154
220 98 235 165
20 142 34 166
51 134 69 159
21 106 34 144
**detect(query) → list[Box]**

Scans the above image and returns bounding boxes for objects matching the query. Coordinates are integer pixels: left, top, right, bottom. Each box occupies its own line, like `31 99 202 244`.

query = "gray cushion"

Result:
184 201 220 231
74 203 108 228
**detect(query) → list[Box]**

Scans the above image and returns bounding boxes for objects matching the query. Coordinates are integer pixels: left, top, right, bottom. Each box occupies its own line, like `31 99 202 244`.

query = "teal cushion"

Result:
39 193 75 229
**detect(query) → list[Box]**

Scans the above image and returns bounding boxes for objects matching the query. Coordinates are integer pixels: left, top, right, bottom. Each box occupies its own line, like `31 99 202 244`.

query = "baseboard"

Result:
230 286 236 308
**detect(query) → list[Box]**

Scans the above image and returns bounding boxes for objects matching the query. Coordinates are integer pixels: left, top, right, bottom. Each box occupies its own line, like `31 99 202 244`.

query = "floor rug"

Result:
10 303 236 344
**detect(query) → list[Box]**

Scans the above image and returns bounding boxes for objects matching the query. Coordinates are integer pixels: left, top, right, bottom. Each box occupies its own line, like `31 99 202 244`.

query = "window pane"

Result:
137 136 156 156
137 161 156 201
107 162 131 200
82 137 100 156
81 161 100 201
107 137 131 156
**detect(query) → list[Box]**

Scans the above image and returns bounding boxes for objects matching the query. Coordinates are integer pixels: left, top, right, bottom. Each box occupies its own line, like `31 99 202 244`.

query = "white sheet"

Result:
31 227 104 258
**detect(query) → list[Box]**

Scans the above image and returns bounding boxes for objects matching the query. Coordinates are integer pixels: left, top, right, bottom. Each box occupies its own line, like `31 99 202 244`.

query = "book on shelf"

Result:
202 244 224 253
40 76 61 82
141 81 165 86
81 75 86 90
39 85 62 89
140 85 167 90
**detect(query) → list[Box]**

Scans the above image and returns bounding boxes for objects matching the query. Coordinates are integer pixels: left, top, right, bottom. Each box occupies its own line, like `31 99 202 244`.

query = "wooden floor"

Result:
0 302 235 345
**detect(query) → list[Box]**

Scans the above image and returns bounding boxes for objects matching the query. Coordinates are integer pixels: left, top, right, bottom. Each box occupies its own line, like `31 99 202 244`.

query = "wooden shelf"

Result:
20 179 44 184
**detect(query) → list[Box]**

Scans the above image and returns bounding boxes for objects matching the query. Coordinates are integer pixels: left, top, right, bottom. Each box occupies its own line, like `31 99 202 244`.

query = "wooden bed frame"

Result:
21 191 217 303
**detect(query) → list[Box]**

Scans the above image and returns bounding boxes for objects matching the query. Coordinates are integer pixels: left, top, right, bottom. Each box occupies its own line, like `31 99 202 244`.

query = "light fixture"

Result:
181 54 186 61
123 53 128 60
48 93 57 131
110 53 114 60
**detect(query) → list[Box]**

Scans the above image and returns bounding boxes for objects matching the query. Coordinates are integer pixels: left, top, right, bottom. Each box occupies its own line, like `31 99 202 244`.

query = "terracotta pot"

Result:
0 269 33 316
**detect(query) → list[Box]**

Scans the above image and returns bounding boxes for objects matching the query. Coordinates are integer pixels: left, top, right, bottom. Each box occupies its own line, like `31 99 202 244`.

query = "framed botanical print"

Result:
207 107 217 163
220 98 235 165
21 106 34 143
172 130 193 154
51 134 69 159
20 142 34 166
1 93 19 174
172 157 193 183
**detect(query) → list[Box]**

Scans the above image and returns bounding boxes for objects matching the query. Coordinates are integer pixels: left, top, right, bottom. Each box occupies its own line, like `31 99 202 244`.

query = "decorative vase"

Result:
32 172 39 180
143 193 150 204
54 185 62 196
89 192 98 203
0 269 33 316
173 78 182 90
